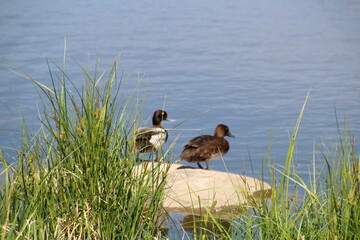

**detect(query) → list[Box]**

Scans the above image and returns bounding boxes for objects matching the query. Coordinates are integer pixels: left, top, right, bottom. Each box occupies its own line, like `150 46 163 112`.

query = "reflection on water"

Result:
181 214 232 238
165 212 235 239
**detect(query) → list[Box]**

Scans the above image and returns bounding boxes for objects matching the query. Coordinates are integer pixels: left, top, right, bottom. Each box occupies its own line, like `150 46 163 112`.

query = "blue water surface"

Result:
0 0 359 206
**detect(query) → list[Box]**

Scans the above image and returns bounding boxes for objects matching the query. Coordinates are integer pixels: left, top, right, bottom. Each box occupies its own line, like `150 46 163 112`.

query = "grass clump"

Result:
243 111 359 239
0 57 169 239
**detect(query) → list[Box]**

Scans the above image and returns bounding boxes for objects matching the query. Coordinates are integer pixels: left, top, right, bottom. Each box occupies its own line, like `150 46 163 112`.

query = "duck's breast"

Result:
149 128 168 150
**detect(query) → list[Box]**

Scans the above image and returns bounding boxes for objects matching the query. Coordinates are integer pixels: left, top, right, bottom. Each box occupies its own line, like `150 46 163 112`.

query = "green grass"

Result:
1 55 359 239
0 56 171 239
231 98 360 240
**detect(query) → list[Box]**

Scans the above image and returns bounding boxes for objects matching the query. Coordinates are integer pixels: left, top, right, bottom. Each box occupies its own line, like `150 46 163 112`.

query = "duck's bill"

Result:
228 132 235 138
166 118 176 122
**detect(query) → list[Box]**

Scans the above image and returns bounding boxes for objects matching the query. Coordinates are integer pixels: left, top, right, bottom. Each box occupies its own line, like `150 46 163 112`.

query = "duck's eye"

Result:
162 111 165 115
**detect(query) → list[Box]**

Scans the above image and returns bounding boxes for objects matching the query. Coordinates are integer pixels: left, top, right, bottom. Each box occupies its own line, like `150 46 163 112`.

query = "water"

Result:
0 0 360 234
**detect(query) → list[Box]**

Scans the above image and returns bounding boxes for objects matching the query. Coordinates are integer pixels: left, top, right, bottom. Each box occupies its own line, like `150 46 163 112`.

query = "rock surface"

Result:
133 162 271 217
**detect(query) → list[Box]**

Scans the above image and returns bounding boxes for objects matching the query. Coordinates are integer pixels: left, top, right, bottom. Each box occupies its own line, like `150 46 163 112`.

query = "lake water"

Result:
1 0 360 236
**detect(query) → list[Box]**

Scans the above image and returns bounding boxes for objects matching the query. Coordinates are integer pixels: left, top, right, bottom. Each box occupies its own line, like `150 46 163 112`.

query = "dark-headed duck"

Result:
175 124 234 169
135 110 172 161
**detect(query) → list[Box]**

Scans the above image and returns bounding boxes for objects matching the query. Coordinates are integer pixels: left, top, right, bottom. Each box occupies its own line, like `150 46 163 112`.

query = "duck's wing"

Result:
178 135 217 163
179 136 229 163
183 135 215 149
135 127 153 141
135 127 168 152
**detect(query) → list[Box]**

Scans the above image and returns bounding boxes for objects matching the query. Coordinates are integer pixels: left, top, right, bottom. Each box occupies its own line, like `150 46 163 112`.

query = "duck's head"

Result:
214 124 235 138
152 110 171 127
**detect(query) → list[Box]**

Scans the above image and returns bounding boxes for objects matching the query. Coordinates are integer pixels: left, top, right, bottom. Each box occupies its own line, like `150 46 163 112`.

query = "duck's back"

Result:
180 135 229 163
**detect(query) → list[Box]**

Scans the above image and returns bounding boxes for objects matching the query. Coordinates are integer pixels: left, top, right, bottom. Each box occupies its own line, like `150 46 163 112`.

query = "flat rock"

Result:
133 162 271 217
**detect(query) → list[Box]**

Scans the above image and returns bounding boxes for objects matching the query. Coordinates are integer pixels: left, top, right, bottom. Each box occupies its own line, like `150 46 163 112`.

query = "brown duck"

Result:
175 124 234 169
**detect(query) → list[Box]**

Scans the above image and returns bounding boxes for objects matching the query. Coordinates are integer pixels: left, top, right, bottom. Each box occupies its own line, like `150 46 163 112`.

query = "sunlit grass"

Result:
0 56 172 239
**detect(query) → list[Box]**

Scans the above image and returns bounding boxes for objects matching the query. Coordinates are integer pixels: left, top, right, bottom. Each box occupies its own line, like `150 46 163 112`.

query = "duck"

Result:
135 110 172 161
175 124 234 170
